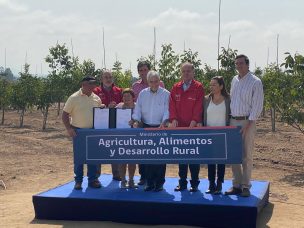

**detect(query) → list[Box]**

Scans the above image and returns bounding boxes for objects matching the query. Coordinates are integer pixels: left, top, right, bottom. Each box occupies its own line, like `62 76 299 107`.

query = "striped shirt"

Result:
132 87 170 125
230 72 264 121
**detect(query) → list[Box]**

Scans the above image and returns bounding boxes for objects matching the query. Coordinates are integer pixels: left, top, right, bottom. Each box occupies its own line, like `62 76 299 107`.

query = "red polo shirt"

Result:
169 80 204 127
93 84 123 107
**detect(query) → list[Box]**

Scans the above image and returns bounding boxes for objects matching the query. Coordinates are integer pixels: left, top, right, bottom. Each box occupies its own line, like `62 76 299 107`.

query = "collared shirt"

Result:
182 80 192 91
132 87 170 125
230 72 264 121
63 89 102 128
132 79 165 100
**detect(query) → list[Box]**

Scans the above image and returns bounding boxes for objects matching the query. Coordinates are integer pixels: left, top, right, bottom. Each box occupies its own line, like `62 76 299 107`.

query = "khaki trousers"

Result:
230 119 256 189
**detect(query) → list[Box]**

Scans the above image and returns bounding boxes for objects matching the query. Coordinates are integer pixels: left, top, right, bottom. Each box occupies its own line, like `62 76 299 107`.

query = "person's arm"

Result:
190 84 204 127
62 111 76 137
132 92 142 128
241 80 263 137
169 86 178 127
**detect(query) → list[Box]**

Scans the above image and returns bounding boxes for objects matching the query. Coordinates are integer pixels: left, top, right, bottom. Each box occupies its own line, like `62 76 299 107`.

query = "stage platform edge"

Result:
33 174 269 228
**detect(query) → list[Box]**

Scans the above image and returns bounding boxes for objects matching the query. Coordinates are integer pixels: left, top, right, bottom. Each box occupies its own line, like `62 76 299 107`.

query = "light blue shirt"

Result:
182 80 192 91
132 87 170 125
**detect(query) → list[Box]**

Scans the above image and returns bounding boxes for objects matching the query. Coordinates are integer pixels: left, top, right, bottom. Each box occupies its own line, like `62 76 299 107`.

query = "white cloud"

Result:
223 20 256 32
139 8 201 28
0 0 28 12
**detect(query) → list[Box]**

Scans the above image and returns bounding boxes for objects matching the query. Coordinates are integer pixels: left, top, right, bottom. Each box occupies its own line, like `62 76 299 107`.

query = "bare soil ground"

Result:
0 108 303 228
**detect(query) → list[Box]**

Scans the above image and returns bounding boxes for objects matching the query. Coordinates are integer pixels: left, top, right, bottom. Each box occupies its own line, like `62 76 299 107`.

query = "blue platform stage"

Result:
33 174 269 228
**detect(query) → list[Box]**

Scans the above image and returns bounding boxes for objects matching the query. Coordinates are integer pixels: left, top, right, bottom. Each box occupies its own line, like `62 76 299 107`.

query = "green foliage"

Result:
111 60 132 88
217 47 238 91
0 67 14 81
263 56 304 133
10 64 40 127
0 78 12 124
158 44 180 90
112 60 123 72
0 79 12 108
45 43 74 113
45 43 72 75
280 52 304 74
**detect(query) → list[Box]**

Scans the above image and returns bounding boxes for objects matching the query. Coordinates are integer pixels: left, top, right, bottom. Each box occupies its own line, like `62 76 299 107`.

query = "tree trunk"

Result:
1 106 4 125
57 101 60 116
262 105 265 118
42 107 49 130
271 107 276 132
19 108 25 128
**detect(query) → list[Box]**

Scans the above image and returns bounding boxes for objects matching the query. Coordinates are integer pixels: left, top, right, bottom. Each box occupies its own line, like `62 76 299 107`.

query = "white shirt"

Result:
132 87 170 125
206 99 226 126
230 72 264 121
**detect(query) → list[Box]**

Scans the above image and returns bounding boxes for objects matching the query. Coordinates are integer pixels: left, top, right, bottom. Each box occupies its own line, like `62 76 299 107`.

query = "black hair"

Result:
137 60 151 71
211 76 229 98
235 54 249 65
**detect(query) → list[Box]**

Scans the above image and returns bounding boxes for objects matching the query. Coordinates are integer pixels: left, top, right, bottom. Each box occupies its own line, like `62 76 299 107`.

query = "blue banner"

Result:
73 127 243 164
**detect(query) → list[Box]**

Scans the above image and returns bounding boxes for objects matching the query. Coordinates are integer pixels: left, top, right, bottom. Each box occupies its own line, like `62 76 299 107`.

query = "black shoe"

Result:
205 182 216 194
113 176 122 181
74 182 82 190
138 179 146 185
174 185 187 191
190 186 198 192
144 185 154 191
154 185 164 192
224 187 242 195
214 181 222 195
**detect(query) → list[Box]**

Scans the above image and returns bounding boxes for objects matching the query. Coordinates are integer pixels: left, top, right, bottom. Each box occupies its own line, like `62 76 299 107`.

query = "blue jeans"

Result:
74 164 100 183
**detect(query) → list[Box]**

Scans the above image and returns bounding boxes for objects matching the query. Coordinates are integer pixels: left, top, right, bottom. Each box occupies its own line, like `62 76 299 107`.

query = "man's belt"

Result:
231 116 249 120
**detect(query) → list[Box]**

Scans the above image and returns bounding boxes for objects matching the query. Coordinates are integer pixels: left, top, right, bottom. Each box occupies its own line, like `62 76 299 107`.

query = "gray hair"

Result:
147 70 160 81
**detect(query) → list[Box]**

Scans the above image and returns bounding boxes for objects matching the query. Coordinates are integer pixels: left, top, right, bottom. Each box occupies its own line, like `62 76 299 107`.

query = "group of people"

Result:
62 54 264 197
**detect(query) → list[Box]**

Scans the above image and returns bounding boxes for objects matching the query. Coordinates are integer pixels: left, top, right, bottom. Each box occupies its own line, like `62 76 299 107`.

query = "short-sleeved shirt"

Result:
63 89 102 128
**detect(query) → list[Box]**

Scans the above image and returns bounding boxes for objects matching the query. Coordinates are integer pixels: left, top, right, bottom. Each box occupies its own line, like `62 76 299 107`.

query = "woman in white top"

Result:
203 76 231 194
116 88 138 188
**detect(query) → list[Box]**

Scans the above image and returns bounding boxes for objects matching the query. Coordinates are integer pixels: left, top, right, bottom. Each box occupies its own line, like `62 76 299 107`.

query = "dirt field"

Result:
0 108 303 228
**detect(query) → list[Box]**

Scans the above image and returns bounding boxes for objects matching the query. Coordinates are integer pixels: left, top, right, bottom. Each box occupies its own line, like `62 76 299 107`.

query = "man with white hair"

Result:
132 70 170 192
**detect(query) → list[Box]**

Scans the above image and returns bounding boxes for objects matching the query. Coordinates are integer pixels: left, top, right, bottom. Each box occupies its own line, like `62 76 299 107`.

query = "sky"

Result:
1 0 304 77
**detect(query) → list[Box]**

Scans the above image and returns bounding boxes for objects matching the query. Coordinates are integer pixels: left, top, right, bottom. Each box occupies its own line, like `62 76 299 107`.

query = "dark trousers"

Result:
208 164 225 183
138 164 146 181
146 164 166 187
111 164 120 178
138 123 166 182
178 164 200 187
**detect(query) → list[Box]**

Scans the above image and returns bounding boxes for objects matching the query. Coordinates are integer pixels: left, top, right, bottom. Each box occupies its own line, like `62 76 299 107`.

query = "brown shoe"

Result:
88 180 102 188
240 188 251 197
224 187 242 195
74 182 82 190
